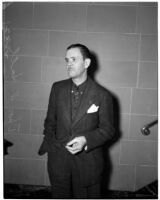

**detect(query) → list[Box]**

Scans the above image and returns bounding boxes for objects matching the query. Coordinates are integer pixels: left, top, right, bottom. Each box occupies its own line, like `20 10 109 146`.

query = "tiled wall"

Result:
4 2 158 191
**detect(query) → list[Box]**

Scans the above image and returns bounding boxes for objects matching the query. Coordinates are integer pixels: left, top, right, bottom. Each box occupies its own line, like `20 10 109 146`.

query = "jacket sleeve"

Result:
84 92 115 152
38 83 60 155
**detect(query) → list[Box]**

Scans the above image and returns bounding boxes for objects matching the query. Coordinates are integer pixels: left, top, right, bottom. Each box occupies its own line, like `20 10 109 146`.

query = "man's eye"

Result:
65 58 68 63
72 58 76 62
65 58 76 63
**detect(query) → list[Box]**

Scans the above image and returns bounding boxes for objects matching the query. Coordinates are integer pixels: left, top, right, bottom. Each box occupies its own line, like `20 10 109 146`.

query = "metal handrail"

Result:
141 120 158 136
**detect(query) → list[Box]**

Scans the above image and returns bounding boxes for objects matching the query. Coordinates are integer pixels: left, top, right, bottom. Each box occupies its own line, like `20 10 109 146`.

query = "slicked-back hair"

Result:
67 43 91 60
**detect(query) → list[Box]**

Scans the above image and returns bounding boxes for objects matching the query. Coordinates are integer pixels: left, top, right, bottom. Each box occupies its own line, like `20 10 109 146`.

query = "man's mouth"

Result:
68 68 73 71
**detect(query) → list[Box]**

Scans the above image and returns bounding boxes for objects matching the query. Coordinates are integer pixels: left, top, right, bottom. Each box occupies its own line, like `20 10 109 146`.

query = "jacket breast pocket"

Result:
87 111 99 118
84 111 99 129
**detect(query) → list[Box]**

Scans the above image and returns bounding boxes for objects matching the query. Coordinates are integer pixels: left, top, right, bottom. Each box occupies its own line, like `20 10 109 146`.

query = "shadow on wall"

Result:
4 139 13 155
89 51 121 194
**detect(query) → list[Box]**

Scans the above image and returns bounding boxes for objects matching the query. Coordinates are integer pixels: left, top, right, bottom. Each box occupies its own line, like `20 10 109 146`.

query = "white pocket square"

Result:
87 104 99 113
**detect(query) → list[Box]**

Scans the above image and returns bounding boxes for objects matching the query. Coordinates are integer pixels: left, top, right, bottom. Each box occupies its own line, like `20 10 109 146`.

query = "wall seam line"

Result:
136 33 142 88
9 27 157 36
29 109 32 135
32 2 34 29
134 165 137 191
128 88 133 139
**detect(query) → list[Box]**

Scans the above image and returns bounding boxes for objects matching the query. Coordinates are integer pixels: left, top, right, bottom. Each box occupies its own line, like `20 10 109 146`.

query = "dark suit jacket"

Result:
38 77 115 187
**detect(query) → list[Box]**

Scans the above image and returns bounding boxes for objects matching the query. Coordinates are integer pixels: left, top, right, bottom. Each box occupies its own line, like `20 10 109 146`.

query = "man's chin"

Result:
68 73 76 78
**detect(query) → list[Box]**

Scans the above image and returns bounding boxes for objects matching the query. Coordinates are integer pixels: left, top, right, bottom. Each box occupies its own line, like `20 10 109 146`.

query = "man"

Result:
38 44 115 198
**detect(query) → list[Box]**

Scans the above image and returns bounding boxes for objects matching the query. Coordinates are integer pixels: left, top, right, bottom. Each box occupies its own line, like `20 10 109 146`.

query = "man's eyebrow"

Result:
65 56 76 60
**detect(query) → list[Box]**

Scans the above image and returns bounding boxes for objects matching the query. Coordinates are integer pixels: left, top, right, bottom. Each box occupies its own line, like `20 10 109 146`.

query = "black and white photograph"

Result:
3 1 158 199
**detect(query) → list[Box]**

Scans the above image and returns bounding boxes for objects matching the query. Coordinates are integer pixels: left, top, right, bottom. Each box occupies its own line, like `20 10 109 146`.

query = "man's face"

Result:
65 48 88 79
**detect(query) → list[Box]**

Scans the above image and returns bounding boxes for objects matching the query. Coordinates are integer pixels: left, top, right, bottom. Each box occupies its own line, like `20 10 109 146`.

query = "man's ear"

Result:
84 58 91 69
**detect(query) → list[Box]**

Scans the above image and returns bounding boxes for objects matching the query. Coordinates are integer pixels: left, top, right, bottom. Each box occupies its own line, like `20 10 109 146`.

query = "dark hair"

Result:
67 43 91 60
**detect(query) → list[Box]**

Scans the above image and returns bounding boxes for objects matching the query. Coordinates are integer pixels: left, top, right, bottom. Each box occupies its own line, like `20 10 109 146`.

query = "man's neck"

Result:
72 75 87 86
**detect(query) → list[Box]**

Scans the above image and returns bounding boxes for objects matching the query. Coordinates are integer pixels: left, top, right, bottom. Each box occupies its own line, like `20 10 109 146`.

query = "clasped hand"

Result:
65 136 87 154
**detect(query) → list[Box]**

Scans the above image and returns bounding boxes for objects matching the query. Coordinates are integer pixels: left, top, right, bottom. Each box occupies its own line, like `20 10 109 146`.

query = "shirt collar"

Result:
72 78 88 93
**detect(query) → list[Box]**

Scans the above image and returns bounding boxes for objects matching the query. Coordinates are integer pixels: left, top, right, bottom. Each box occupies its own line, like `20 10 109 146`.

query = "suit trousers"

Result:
47 149 101 198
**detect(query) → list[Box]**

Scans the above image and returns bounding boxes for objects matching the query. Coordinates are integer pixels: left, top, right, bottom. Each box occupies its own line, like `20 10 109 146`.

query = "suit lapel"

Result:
61 79 72 127
72 77 95 128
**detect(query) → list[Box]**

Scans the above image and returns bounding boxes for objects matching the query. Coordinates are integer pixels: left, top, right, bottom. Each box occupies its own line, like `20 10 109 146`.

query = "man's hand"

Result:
65 136 87 154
